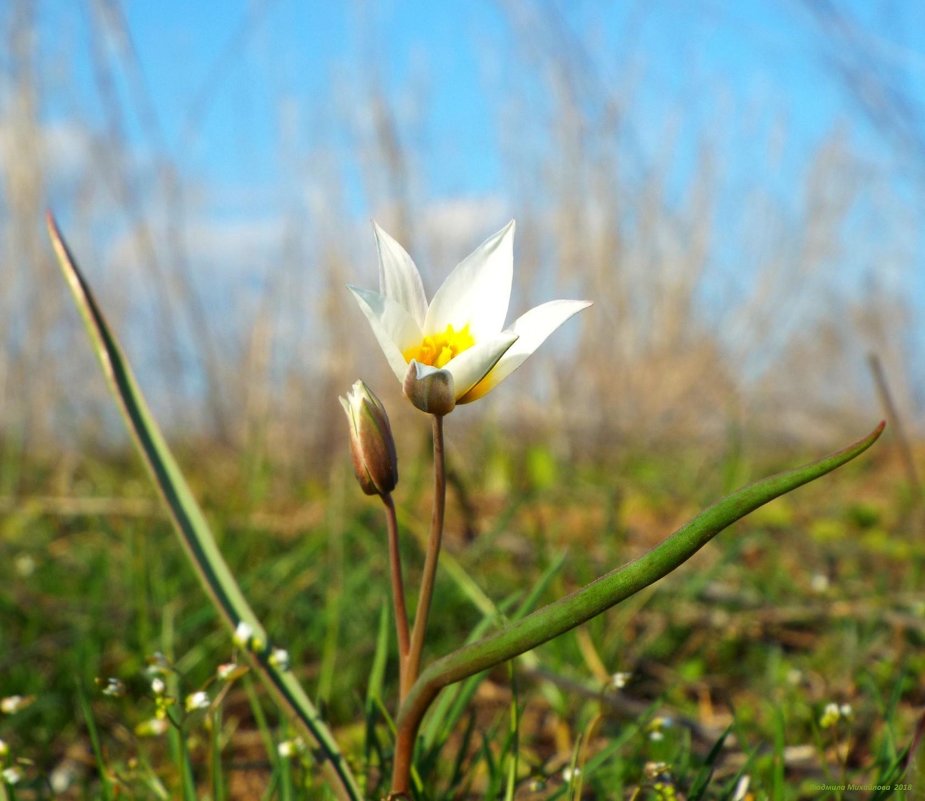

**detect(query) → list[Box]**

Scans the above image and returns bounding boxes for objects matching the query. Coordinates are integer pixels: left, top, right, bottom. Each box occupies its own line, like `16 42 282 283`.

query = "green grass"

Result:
0 438 922 799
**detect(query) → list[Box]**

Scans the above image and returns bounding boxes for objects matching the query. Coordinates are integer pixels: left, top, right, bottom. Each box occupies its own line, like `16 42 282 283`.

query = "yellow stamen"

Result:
403 323 475 368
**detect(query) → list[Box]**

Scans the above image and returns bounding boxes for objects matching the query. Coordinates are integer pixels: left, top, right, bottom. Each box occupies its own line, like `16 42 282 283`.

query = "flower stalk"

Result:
383 493 411 675
402 414 448 701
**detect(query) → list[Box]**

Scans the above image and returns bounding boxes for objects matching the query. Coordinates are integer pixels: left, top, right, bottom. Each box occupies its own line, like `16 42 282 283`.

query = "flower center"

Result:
403 323 475 368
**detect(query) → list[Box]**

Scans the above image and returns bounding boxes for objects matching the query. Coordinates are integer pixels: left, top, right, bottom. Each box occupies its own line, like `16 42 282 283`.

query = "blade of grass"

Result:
421 552 565 753
363 606 391 797
210 705 226 801
167 720 197 801
76 683 114 801
688 725 732 801
503 661 520 801
47 213 362 801
242 673 277 765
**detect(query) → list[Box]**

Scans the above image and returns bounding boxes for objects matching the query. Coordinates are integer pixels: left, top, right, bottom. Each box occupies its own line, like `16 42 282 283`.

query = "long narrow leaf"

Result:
398 420 884 738
47 213 362 801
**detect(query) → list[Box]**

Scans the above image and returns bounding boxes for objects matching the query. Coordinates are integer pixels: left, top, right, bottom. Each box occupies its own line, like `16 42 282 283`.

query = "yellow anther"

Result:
403 324 475 367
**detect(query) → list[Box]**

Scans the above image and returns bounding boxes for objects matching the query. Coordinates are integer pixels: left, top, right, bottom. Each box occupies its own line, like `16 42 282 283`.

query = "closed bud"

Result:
340 380 399 496
403 361 456 416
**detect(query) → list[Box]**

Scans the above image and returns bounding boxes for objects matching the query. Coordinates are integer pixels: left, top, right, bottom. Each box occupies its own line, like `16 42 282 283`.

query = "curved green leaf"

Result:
397 421 884 744
47 213 362 801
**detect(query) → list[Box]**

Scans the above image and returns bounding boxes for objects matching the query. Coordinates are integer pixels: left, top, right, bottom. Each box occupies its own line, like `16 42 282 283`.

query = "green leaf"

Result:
398 419 885 742
47 214 362 801
77 684 114 801
688 725 732 800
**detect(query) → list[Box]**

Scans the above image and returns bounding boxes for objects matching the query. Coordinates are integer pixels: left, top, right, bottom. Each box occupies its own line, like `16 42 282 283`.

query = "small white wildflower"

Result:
0 738 8 757
1 695 34 715
810 573 830 593
185 691 210 712
151 677 166 696
49 760 80 793
135 717 169 737
278 738 305 758
2 766 23 785
269 648 290 671
610 671 631 690
217 663 239 681
562 766 581 782
644 761 670 779
145 652 170 676
100 678 124 697
233 621 254 648
839 703 853 719
647 715 671 742
820 702 841 728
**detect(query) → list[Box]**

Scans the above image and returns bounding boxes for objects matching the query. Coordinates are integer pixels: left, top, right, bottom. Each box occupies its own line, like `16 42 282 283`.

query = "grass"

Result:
0 434 922 799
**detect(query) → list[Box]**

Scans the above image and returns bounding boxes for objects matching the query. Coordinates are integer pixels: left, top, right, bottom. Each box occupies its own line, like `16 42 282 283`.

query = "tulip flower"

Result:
349 221 591 413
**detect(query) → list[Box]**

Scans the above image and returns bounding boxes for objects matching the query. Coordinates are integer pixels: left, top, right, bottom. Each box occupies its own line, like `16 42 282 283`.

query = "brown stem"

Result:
383 493 411 676
402 414 446 701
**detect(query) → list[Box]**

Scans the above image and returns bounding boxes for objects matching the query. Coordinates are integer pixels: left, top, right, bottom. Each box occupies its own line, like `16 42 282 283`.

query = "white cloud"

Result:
0 117 90 182
419 195 509 249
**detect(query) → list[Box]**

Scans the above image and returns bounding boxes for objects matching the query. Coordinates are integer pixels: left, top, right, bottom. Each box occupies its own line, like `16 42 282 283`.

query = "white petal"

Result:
348 285 423 382
374 222 428 327
444 331 518 399
458 299 591 403
423 220 515 340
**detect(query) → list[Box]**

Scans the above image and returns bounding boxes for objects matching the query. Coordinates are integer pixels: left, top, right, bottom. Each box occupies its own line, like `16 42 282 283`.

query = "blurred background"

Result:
3 5 925 794
2 0 923 478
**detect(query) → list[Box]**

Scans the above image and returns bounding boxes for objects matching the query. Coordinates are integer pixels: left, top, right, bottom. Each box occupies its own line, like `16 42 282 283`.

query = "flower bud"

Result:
340 380 399 496
403 361 456 416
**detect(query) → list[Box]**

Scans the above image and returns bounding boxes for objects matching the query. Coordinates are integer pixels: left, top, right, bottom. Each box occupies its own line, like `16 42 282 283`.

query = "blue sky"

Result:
16 0 925 417
45 0 914 210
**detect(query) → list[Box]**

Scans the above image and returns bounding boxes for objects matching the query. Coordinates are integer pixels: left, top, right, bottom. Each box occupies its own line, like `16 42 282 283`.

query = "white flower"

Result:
0 695 34 715
810 573 830 593
278 738 304 758
49 759 79 792
185 691 210 712
820 702 841 728
101 678 125 697
610 671 631 690
349 222 591 413
145 652 170 676
269 648 290 671
233 621 253 648
217 663 241 682
151 677 166 696
2 766 22 785
135 717 169 737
